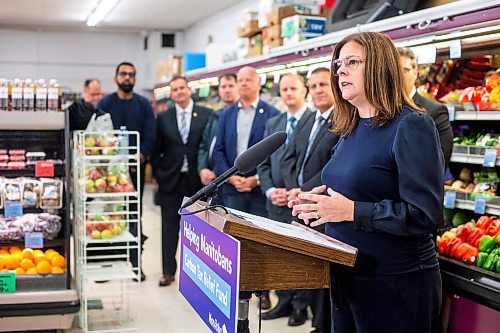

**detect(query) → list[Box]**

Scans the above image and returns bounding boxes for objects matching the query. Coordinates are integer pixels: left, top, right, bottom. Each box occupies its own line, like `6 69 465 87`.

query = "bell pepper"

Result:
463 246 479 265
447 238 463 257
476 216 494 231
486 225 498 237
473 235 487 248
456 224 473 242
479 235 496 253
496 255 500 274
476 252 489 268
441 231 457 241
483 248 499 271
454 243 470 260
438 238 451 255
467 228 485 246
496 233 500 244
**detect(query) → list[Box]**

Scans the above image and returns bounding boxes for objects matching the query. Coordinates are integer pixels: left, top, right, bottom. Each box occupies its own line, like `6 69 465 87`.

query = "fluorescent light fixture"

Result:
87 0 121 27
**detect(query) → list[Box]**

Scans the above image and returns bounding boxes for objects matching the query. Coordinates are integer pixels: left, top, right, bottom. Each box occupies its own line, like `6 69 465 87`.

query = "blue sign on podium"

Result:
179 211 240 333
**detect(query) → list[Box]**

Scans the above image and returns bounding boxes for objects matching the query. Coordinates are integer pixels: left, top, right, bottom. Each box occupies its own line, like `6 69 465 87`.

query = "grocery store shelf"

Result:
0 111 65 130
84 261 137 282
454 199 500 216
450 153 500 166
82 153 139 161
0 164 65 178
454 111 500 121
0 238 64 248
83 230 137 244
80 191 139 199
439 255 500 311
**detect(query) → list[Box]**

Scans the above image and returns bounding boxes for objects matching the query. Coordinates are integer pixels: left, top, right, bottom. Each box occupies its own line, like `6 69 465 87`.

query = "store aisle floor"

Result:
66 184 314 333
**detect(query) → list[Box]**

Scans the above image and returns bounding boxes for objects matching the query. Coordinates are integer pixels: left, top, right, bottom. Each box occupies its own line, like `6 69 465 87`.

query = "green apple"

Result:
101 229 113 239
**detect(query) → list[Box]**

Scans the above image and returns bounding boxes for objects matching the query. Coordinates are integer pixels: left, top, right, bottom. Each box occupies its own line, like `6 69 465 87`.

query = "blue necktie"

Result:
298 116 325 186
285 116 297 145
179 110 189 171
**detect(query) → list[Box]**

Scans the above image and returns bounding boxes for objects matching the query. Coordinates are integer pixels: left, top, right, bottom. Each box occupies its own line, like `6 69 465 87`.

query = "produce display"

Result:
446 168 498 198
0 246 66 275
0 213 61 241
84 202 128 240
0 176 63 209
83 135 119 156
83 166 134 194
437 214 500 274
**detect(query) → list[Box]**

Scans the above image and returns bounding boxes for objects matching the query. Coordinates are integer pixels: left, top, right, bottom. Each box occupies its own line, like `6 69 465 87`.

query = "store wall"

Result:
0 29 146 94
182 0 258 53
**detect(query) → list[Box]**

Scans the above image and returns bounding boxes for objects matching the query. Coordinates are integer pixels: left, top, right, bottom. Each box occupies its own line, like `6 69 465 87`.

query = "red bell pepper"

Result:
456 225 473 242
463 245 479 264
467 228 485 246
446 238 463 257
486 225 498 237
454 243 470 260
438 238 451 255
476 216 494 231
474 235 487 248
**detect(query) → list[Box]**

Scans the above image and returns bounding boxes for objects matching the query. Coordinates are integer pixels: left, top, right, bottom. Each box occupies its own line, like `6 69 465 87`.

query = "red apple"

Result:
94 178 107 192
117 173 129 185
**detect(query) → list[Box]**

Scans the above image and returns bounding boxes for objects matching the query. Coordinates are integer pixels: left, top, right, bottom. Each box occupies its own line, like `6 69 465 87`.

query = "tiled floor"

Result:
66 184 314 332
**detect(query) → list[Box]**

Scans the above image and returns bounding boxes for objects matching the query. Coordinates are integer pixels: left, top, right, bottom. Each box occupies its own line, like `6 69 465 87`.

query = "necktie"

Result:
179 110 188 144
285 116 297 145
298 116 325 186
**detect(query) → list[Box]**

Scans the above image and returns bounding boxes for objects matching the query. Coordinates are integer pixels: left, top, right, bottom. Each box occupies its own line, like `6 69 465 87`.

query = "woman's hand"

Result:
288 185 326 209
291 187 355 227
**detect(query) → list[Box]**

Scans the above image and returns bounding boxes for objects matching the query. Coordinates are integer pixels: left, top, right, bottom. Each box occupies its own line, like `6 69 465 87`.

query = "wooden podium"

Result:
185 201 358 292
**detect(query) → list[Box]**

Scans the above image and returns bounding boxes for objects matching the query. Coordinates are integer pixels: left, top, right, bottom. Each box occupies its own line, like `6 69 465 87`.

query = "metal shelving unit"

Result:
73 130 141 333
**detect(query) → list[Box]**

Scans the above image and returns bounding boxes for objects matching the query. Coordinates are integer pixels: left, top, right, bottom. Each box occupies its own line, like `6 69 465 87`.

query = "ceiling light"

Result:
87 0 121 27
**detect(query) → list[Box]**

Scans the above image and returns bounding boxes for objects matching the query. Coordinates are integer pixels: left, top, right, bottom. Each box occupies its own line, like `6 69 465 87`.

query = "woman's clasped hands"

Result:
288 185 354 227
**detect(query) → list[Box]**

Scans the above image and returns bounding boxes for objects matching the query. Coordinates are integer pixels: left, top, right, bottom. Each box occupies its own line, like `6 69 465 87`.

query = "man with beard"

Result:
97 62 156 282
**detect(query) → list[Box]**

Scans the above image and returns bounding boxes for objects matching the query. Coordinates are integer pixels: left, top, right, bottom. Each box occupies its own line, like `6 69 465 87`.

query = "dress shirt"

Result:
175 99 193 172
236 99 259 157
308 107 333 143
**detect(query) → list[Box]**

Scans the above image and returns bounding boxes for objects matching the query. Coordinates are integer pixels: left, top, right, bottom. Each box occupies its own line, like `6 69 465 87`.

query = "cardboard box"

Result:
156 55 183 82
262 24 281 44
267 7 297 26
248 33 263 57
238 20 261 38
281 15 326 36
263 38 283 54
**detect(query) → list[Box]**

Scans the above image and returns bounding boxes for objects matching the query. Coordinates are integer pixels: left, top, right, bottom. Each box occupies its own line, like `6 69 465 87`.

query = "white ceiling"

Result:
0 0 243 32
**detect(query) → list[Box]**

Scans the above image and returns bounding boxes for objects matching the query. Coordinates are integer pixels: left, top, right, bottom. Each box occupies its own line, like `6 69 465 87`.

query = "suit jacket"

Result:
212 99 280 195
257 109 312 220
197 110 219 173
282 112 340 192
413 93 453 168
153 103 212 194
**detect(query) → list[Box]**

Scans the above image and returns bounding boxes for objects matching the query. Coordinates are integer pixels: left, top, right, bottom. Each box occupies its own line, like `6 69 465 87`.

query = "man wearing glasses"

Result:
98 61 157 282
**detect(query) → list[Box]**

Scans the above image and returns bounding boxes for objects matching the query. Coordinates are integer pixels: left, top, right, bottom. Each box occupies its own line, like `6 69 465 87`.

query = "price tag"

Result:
4 202 23 218
0 272 16 294
447 106 455 122
449 39 462 59
474 196 487 215
444 191 456 209
25 232 44 248
417 46 437 64
35 160 54 177
482 148 497 167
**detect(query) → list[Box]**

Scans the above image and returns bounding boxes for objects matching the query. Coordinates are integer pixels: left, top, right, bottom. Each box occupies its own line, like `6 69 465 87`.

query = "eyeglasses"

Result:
117 71 136 78
332 55 365 76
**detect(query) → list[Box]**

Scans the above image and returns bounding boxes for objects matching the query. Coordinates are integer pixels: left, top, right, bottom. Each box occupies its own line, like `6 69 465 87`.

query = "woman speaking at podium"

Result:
289 32 444 333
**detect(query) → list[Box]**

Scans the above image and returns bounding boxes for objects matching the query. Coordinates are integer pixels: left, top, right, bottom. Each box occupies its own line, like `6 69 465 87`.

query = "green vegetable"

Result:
479 235 496 253
452 211 468 227
476 252 489 268
483 249 499 271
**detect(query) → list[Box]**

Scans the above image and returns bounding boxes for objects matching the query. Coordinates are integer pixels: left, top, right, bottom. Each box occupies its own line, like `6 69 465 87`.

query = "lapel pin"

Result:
259 108 264 114
193 112 198 117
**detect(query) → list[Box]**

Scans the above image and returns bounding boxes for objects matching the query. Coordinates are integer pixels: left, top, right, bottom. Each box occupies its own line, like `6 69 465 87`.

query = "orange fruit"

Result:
26 267 38 275
22 248 35 260
45 251 57 262
51 255 66 268
9 246 22 254
0 247 9 254
36 261 51 274
15 267 25 275
51 266 64 274
33 249 44 257
20 258 35 271
5 255 20 270
10 251 23 262
0 256 5 269
34 253 47 265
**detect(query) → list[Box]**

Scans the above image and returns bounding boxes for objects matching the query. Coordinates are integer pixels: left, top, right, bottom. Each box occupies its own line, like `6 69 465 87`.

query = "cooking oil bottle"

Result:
47 79 60 111
0 78 8 111
23 78 35 111
11 78 23 111
35 78 47 111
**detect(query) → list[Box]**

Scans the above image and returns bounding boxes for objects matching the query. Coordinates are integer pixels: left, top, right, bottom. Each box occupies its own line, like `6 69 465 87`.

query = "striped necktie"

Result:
285 116 297 145
179 110 188 144
298 116 325 186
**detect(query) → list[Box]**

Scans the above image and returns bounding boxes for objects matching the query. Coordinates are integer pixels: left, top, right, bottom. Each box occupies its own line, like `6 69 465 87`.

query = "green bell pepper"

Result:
476 252 489 268
483 249 499 271
479 235 496 253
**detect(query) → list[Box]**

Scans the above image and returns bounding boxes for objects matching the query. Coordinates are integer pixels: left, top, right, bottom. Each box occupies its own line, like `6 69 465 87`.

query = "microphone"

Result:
179 131 287 211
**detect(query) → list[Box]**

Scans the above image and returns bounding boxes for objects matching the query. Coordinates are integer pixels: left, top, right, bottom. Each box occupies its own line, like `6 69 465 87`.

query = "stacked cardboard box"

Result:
281 14 326 47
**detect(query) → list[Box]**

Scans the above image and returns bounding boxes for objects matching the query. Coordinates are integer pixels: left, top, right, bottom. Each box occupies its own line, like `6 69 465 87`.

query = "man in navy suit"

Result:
212 66 279 309
153 76 212 287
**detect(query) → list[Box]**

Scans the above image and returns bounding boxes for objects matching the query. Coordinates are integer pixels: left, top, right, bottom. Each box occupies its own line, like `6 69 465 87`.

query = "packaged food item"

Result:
0 155 8 162
40 178 63 209
0 213 62 241
26 152 46 162
22 179 41 208
0 178 3 209
8 149 26 155
9 155 26 161
2 179 22 202
0 162 7 169
0 149 7 155
7 161 26 169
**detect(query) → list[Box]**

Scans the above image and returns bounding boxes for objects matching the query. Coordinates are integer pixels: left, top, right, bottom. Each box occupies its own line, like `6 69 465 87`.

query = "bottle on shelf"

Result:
47 78 60 111
23 78 35 112
35 78 47 111
0 78 8 111
118 126 128 155
11 78 23 111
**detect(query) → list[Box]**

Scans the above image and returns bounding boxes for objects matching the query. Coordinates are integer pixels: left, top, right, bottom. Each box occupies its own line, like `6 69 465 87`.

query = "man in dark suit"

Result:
212 66 279 309
198 73 239 185
153 75 212 287
282 67 339 333
398 47 453 168
258 73 312 326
